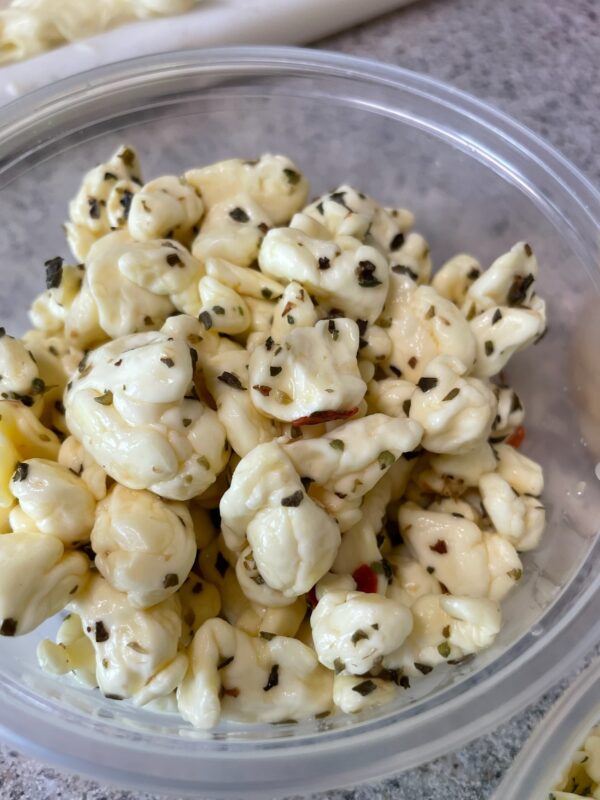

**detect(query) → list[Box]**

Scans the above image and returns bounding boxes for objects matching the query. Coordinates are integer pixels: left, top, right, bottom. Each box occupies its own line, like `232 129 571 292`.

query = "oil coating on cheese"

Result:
0 145 549 729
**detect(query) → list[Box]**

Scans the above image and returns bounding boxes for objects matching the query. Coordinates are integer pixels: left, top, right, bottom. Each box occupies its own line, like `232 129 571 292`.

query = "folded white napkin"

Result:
0 0 418 105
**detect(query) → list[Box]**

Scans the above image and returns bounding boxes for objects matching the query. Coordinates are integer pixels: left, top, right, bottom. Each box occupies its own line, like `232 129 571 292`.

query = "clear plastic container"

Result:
493 658 600 799
0 47 599 799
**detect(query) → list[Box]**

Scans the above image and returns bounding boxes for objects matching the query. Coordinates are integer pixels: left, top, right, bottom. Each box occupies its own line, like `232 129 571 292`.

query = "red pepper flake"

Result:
429 539 448 554
222 687 240 698
252 384 272 396
352 564 378 594
292 406 358 426
506 425 526 449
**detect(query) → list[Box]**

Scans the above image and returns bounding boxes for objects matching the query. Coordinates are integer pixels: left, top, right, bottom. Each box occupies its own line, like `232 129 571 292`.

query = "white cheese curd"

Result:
479 472 546 551
178 618 332 727
29 262 84 334
493 443 544 496
117 238 200 297
331 472 393 581
178 573 221 647
128 176 204 242
71 574 186 706
65 145 142 259
399 501 521 600
311 590 413 675
58 436 108 500
302 186 380 241
10 458 95 544
383 284 476 383
92 484 197 608
235 545 297 608
552 726 600 798
185 155 309 225
37 612 97 687
0 531 89 636
386 232 432 286
270 281 317 340
197 276 250 335
259 226 389 324
238 598 307 640
220 442 340 598
247 318 366 424
283 414 422 531
408 355 496 454
301 186 418 269
366 377 415 417
315 572 356 600
469 301 546 378
385 594 501 675
431 254 483 306
11 147 548 728
64 330 228 499
359 324 392 366
332 673 396 714
191 193 273 268
20 330 80 433
385 546 442 608
205 256 284 302
82 230 175 341
63 279 107 350
490 383 525 441
463 241 539 316
202 347 280 457
0 330 41 398
417 442 498 496
0 400 60 508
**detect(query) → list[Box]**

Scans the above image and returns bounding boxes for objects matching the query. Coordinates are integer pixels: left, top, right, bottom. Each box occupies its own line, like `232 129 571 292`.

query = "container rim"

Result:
0 46 599 798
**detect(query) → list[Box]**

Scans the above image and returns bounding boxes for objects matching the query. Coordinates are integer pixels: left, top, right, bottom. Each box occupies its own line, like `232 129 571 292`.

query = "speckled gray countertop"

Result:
1 0 599 798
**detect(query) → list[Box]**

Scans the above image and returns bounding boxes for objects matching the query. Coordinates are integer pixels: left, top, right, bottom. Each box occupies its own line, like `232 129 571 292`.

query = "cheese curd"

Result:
0 531 89 636
11 146 547 728
178 618 332 728
92 485 196 608
0 399 60 508
399 502 522 601
408 355 497 454
65 145 142 260
70 574 187 706
77 230 175 343
64 329 228 499
9 457 96 544
311 591 413 675
247 318 366 424
553 724 600 798
283 413 422 531
259 227 389 324
385 594 501 675
0 330 41 399
203 347 280 457
383 284 477 384
220 442 341 597
128 175 204 242
185 154 309 225
191 193 273 268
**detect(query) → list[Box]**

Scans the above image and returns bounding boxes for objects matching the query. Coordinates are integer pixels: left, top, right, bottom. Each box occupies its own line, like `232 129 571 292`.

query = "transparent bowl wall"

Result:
0 48 599 799
492 659 600 799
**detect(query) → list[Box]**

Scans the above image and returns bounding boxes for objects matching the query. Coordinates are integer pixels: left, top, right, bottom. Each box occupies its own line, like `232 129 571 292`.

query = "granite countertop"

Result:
1 0 599 798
